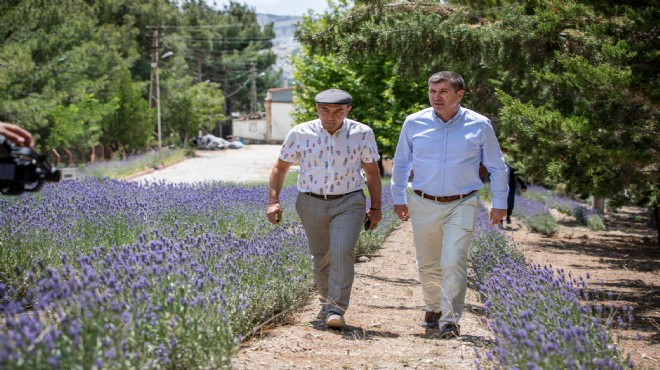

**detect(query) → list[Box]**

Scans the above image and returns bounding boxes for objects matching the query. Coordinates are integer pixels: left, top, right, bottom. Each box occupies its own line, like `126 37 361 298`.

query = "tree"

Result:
175 1 278 114
48 94 118 157
174 81 225 145
294 0 659 241
103 68 153 153
0 0 280 152
0 0 155 153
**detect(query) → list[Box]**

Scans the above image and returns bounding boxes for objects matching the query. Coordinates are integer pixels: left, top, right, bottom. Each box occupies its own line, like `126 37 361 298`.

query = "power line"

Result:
156 24 260 29
170 38 272 43
223 77 251 98
147 23 258 30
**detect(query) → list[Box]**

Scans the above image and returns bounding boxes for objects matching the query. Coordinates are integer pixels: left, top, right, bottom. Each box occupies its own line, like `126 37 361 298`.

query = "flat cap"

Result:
314 89 352 105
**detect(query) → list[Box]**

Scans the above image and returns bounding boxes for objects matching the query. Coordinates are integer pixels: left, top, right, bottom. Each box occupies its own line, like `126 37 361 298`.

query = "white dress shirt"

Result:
391 106 509 209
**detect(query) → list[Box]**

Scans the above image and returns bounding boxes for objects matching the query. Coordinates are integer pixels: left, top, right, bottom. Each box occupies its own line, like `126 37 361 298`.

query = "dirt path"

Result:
134 145 282 184
233 207 659 369
232 220 490 370
507 207 659 369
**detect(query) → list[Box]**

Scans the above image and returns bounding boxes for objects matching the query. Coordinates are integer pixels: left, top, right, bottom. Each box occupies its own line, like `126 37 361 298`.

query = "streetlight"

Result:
151 51 173 151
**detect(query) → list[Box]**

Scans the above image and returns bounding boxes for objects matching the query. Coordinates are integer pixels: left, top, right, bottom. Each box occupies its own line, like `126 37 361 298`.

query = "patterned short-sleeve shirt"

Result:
279 118 380 195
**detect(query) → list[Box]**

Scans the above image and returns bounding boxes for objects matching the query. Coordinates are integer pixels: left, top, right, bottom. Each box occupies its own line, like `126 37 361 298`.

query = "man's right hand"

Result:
393 204 410 221
267 203 283 224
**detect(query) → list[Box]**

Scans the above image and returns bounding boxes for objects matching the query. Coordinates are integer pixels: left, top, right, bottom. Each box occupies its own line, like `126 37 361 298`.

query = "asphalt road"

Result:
132 144 282 184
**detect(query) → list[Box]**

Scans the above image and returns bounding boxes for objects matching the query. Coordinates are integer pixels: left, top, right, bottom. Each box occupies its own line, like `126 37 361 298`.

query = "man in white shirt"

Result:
267 89 382 329
391 71 508 338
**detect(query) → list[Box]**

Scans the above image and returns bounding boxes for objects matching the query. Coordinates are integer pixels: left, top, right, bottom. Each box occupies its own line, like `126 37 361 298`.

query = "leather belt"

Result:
413 189 477 203
305 189 362 200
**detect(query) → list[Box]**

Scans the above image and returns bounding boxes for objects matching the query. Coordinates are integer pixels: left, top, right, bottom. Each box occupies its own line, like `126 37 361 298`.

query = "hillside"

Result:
257 14 303 83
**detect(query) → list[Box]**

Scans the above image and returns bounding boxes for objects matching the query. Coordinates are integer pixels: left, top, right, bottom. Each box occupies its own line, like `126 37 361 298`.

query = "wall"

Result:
269 102 294 143
232 119 268 143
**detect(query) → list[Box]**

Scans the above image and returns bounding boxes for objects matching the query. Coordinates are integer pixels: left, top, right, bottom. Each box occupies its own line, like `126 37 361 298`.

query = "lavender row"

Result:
0 179 312 369
79 148 188 180
477 183 559 236
524 185 606 231
0 179 299 292
512 196 560 236
0 179 399 369
470 210 632 369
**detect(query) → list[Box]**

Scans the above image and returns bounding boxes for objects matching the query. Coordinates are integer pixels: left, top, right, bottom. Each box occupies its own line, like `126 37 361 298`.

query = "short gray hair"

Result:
428 71 465 92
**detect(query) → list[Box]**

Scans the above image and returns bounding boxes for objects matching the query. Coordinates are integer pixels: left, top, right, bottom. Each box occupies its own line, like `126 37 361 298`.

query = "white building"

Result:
231 87 294 144
266 87 295 143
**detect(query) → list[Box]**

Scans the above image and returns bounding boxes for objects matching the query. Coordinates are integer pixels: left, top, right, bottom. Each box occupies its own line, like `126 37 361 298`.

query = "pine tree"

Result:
294 0 659 241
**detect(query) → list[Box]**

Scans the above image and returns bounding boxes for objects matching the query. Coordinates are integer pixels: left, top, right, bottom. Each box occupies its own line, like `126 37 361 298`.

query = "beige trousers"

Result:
408 192 478 326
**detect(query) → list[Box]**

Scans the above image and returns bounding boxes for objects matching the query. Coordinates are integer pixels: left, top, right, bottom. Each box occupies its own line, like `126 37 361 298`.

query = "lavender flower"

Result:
0 179 319 369
470 206 633 369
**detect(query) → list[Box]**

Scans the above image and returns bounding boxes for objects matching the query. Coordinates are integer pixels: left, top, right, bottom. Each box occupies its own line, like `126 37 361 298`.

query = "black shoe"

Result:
439 322 460 339
422 311 441 329
506 217 511 224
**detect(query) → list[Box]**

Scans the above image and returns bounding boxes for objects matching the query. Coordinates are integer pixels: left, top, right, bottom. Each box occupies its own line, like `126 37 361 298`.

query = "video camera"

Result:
0 134 61 195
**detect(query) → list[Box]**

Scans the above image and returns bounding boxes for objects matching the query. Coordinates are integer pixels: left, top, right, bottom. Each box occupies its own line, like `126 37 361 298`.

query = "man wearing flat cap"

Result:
267 88 382 329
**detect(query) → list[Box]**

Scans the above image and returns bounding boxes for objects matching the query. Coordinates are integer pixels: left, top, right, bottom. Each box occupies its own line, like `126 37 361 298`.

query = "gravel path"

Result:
132 144 282 184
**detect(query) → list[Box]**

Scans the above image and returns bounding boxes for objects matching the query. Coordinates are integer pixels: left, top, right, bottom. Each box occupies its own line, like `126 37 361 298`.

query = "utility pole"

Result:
249 62 257 113
148 26 162 151
222 65 230 138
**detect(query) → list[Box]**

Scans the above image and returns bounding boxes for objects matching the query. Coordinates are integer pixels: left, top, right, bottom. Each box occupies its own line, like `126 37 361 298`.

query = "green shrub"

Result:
525 213 559 236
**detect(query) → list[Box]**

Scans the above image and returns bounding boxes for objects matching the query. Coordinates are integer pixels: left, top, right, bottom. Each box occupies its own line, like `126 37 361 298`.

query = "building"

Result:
266 87 295 144
231 87 294 144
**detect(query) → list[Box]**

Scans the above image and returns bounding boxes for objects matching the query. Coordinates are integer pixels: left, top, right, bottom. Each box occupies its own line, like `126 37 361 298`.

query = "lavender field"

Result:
0 178 634 369
2 179 307 369
470 212 634 369
523 185 606 231
0 178 398 369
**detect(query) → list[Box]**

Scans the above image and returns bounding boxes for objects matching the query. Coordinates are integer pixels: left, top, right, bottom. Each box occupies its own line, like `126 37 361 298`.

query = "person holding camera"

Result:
0 121 34 148
1 121 60 195
266 89 382 329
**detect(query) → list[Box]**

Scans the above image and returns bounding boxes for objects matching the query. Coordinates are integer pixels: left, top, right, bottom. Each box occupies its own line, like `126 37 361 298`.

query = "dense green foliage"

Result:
293 0 659 228
0 0 279 157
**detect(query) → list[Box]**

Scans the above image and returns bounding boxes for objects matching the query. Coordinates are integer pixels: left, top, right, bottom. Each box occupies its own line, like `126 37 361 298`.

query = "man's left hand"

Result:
489 208 507 225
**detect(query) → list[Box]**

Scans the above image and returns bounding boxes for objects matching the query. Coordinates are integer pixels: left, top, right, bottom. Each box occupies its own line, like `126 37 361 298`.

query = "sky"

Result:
209 0 331 16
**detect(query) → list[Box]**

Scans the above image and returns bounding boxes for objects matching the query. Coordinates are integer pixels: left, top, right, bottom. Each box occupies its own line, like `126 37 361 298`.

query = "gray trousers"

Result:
295 191 366 315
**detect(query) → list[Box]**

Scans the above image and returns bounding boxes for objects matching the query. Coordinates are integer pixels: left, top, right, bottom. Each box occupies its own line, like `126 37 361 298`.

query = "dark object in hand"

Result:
363 216 371 231
0 135 61 195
